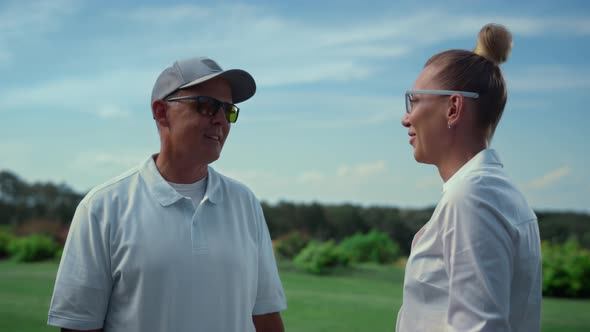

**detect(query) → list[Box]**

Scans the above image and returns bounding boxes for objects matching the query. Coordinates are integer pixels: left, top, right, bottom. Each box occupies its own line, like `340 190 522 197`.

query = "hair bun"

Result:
474 23 512 65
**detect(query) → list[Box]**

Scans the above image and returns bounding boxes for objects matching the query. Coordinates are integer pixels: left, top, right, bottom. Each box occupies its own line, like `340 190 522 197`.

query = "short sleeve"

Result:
252 203 287 315
440 194 514 331
47 201 113 330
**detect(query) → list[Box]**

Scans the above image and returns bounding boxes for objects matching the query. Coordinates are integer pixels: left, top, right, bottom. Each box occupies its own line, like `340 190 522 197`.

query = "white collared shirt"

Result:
396 149 542 332
48 155 287 332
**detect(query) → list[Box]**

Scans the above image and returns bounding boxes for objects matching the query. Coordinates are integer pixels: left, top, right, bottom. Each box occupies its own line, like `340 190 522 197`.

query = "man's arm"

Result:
48 201 112 331
251 201 287 331
253 312 284 332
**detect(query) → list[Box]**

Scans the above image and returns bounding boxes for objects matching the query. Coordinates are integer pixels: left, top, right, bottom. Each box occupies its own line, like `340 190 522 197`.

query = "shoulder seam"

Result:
84 167 140 202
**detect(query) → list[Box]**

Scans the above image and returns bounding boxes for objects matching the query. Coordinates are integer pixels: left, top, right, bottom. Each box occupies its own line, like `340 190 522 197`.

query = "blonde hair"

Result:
474 23 513 65
425 24 513 140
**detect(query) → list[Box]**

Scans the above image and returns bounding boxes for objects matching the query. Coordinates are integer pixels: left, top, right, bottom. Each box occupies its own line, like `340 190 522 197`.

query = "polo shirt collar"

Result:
139 154 223 206
442 148 503 193
203 166 223 204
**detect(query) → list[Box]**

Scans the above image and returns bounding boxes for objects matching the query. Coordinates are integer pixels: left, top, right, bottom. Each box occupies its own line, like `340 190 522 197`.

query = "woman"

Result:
397 24 542 332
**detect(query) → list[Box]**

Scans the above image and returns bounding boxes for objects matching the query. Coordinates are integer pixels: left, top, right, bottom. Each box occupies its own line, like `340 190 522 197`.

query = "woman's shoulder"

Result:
439 169 535 232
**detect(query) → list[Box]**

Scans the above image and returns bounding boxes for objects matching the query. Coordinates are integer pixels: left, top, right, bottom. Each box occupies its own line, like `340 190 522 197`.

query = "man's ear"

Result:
446 94 464 127
152 100 170 128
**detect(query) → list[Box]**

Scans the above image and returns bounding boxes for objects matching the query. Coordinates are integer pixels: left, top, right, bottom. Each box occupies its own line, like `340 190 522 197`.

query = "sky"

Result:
0 0 589 213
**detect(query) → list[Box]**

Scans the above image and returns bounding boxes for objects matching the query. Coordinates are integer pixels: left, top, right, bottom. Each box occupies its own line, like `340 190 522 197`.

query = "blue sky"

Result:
1 0 589 212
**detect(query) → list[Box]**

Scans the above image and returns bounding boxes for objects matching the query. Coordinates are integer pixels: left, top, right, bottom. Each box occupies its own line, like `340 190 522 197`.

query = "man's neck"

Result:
154 153 208 184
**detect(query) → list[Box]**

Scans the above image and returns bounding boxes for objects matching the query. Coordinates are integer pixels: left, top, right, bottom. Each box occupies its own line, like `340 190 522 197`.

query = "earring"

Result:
448 124 452 129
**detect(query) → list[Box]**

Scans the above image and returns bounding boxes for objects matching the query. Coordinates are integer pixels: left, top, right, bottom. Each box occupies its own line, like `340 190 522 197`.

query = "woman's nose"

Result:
401 113 411 128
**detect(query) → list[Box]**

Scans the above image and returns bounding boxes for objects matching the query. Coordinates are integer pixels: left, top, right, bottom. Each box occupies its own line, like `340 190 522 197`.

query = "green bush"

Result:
338 230 400 264
7 234 60 262
0 231 14 258
275 232 309 259
542 240 590 298
294 241 349 275
55 247 63 261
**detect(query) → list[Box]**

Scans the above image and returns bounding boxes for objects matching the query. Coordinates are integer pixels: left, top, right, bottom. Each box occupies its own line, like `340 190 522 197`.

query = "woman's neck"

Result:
436 141 487 182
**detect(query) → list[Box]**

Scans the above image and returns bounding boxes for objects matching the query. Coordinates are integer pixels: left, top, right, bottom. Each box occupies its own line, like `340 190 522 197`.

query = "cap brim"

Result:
179 69 256 104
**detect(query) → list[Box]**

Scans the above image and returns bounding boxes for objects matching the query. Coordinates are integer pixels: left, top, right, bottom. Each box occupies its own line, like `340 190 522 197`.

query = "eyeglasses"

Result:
165 95 240 123
405 90 479 114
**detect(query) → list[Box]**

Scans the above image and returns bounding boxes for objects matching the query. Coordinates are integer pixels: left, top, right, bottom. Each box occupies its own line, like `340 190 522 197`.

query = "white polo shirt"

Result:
396 149 542 332
48 155 287 332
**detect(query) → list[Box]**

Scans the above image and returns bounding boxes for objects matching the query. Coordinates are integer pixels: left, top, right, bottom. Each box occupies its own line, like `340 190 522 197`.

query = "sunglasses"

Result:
405 90 479 114
165 95 240 123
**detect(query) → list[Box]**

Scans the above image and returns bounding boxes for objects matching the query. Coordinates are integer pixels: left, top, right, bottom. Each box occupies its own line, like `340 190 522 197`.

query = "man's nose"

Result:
211 107 229 124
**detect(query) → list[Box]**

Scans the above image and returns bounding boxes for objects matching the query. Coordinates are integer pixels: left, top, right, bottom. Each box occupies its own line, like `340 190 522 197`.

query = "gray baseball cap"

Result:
151 56 256 103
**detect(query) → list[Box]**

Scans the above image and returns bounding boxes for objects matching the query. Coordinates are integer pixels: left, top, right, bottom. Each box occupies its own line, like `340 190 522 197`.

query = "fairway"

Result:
1 260 589 332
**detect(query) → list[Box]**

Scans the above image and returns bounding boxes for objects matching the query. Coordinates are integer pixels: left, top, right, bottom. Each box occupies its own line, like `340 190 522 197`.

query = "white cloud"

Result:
525 166 573 190
229 160 387 189
297 171 326 184
338 45 410 58
221 169 290 186
72 152 143 169
97 105 131 119
0 0 79 43
257 61 376 87
0 141 33 158
119 5 211 22
69 152 149 183
503 17 590 36
334 166 349 177
507 66 590 92
337 160 387 177
3 5 589 119
247 91 402 129
1 3 588 212
0 69 155 116
0 49 11 66
97 6 434 89
220 160 397 205
0 0 80 65
279 160 389 185
103 8 590 91
393 14 590 41
415 175 441 189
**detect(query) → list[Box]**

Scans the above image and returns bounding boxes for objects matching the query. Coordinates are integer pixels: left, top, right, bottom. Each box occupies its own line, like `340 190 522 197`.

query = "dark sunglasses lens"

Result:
196 97 219 116
196 96 238 123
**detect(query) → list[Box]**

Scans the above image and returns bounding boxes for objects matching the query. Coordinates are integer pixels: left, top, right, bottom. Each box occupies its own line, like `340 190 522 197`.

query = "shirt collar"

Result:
139 154 223 206
442 148 503 193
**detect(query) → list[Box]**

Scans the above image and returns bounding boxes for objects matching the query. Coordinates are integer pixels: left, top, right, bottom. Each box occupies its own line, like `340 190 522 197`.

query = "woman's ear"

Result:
446 94 465 127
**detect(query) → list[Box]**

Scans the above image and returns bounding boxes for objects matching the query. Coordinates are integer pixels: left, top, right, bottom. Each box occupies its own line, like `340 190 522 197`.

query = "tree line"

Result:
262 201 590 255
0 171 81 227
1 169 589 255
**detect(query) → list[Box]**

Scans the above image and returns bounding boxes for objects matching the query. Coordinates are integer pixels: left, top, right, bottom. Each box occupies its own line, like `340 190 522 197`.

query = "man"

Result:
48 57 287 332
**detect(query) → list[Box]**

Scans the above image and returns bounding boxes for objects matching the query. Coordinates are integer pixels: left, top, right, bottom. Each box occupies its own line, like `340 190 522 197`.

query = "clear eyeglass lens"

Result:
405 94 413 114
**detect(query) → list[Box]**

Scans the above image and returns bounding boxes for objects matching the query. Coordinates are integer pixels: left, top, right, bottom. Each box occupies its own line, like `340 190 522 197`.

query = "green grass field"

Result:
1 260 589 332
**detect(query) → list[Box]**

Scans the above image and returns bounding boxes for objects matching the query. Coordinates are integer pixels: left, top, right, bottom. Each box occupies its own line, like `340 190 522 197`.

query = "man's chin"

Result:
203 152 222 165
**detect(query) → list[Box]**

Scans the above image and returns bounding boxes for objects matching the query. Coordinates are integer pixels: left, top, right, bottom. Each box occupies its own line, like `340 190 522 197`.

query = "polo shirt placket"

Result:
191 200 209 253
